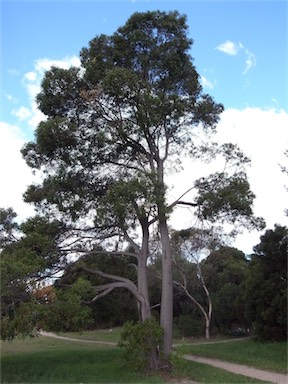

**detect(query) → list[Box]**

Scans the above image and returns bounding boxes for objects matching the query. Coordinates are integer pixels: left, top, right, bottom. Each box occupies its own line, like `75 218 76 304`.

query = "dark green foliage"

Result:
204 246 249 334
173 315 203 338
0 207 19 247
244 225 287 341
119 317 165 371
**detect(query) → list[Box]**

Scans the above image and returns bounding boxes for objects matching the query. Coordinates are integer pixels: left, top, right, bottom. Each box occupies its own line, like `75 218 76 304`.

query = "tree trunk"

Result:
138 224 151 322
157 159 173 361
159 217 173 358
205 319 210 339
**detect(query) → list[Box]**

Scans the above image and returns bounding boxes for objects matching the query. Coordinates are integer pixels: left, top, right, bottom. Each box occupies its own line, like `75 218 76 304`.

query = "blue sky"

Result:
2 0 287 127
1 0 287 253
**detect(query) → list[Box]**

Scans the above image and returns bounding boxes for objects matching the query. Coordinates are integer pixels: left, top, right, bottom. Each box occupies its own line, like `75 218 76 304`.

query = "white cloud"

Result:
34 56 80 74
24 71 37 82
216 40 256 74
200 75 214 90
0 122 35 222
215 40 241 56
12 106 32 120
243 48 257 74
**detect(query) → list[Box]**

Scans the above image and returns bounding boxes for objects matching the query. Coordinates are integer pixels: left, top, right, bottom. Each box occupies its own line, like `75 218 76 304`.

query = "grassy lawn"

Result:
177 339 288 374
1 332 286 383
1 337 163 383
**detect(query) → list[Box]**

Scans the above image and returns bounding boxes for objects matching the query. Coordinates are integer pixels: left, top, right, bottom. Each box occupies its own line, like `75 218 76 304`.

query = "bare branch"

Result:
173 201 198 207
81 266 135 286
168 185 197 210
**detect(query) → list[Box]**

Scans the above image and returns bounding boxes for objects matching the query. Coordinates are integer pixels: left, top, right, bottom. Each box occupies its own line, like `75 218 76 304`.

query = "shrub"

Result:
118 317 165 371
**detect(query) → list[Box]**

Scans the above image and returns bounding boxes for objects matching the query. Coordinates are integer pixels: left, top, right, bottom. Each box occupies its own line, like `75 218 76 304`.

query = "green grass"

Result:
177 339 288 373
1 337 164 383
1 348 164 383
1 333 287 383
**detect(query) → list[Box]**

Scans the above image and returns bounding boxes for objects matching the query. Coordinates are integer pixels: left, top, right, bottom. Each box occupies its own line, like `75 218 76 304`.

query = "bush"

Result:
118 317 165 371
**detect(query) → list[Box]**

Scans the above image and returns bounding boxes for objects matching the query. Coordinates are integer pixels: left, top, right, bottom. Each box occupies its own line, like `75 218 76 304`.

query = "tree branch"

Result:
62 248 139 259
173 201 198 207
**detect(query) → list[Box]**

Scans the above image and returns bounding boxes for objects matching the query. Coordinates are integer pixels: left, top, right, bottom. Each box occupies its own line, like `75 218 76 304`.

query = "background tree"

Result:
204 246 249 335
19 10 263 366
244 225 287 341
171 227 223 339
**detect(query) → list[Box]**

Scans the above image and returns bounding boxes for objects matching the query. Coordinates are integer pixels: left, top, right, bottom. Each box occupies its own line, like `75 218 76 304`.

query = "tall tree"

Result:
21 11 263 364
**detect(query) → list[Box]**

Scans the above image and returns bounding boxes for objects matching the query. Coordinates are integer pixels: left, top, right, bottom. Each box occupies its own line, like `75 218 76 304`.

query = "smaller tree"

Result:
171 227 223 339
204 246 249 335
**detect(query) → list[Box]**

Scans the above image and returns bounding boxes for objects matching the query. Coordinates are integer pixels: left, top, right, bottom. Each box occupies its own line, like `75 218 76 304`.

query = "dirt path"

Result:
184 355 287 384
40 332 287 383
40 331 117 345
